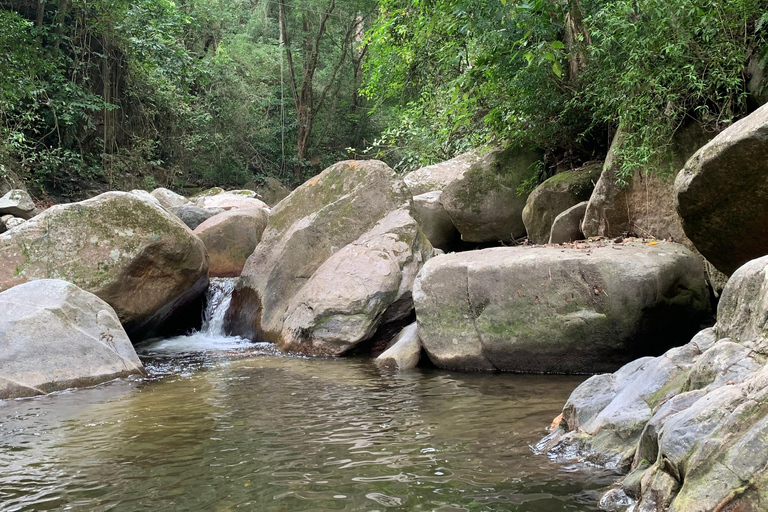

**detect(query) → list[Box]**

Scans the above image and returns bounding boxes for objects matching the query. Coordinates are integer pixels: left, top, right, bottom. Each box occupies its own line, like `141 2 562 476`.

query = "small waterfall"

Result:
201 277 237 336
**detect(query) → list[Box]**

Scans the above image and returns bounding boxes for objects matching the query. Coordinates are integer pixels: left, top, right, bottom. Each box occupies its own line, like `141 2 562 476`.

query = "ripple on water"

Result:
0 336 620 512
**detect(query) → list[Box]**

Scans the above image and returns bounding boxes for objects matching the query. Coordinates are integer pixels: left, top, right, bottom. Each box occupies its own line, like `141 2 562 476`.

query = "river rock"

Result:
413 191 459 250
549 201 588 244
403 149 484 196
540 254 768 511
151 187 189 209
583 124 711 243
193 207 269 277
225 160 432 355
248 177 290 206
129 189 164 209
522 164 600 244
375 322 422 370
0 191 209 339
195 190 269 211
170 205 224 230
439 147 541 242
0 189 37 219
676 103 768 275
413 241 710 373
0 279 145 399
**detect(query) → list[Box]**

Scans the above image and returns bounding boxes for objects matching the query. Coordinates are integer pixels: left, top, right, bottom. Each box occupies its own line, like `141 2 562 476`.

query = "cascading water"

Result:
138 277 254 355
201 277 237 336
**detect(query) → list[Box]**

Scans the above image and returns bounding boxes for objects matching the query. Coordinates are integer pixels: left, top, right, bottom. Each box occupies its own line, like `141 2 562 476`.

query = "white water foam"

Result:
139 278 261 355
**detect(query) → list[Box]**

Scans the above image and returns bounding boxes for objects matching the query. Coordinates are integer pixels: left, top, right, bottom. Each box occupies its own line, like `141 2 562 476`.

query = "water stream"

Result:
0 280 620 511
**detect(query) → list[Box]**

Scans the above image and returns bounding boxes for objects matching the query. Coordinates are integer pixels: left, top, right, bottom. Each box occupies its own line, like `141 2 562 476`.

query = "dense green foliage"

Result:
0 0 766 198
364 0 768 180
0 0 379 197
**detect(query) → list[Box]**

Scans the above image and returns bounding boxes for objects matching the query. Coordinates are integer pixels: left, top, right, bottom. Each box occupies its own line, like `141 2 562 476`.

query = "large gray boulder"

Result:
413 241 710 373
225 160 432 355
676 102 768 275
0 189 37 219
412 191 459 250
540 254 768 511
150 187 189 209
439 147 541 242
522 164 600 244
0 279 145 399
171 205 224 230
194 207 269 277
403 150 484 196
0 192 209 339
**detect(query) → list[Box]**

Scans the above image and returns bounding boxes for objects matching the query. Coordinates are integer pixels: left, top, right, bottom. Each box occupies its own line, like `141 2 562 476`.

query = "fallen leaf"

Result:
646 240 659 246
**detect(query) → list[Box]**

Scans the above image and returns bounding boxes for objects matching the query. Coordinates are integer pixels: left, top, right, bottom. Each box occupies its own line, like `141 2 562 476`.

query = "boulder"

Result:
413 241 710 373
280 209 432 354
676 103 768 275
193 207 269 277
129 189 164 209
150 187 189 209
439 147 541 242
0 192 209 339
540 254 768 511
549 201 588 244
248 177 291 207
3 216 25 230
170 205 224 230
375 322 422 370
0 189 37 219
403 149 484 196
0 279 145 399
522 164 600 244
412 191 459 250
583 123 712 243
225 160 432 355
195 190 269 211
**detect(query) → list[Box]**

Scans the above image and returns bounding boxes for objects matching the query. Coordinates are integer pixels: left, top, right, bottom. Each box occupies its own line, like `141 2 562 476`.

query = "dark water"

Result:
0 337 619 512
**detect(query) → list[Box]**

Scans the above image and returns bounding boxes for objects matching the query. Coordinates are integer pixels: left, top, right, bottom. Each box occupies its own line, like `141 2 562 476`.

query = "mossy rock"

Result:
439 147 542 242
522 164 601 244
0 191 208 339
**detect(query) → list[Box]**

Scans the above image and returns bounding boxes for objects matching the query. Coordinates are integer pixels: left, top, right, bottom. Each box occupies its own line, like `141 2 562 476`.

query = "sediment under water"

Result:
0 280 620 512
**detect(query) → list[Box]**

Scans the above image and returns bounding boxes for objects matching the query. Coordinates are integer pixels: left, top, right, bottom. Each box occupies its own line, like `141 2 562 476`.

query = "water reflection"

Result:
0 341 619 511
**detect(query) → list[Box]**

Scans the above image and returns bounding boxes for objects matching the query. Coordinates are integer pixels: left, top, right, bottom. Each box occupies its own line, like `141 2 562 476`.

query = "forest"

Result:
1 0 767 199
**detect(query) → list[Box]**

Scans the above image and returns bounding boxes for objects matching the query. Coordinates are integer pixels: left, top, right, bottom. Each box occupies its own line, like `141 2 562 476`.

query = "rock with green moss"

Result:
0 279 145 399
522 164 600 244
0 191 209 339
194 207 269 278
225 160 432 354
540 254 768 511
413 241 710 373
439 147 541 242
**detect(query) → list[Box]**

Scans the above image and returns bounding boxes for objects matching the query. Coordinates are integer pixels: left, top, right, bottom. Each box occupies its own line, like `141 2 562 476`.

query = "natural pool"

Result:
0 331 620 512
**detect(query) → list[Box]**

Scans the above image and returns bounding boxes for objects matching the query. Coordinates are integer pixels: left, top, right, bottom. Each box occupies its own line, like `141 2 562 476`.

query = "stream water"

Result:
0 279 620 512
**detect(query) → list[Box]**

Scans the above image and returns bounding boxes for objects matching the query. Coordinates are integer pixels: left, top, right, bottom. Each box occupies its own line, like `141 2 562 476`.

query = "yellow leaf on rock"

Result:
646 241 658 246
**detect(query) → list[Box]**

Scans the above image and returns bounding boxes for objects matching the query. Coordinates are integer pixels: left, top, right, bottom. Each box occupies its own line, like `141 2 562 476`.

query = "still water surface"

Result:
1 286 619 512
